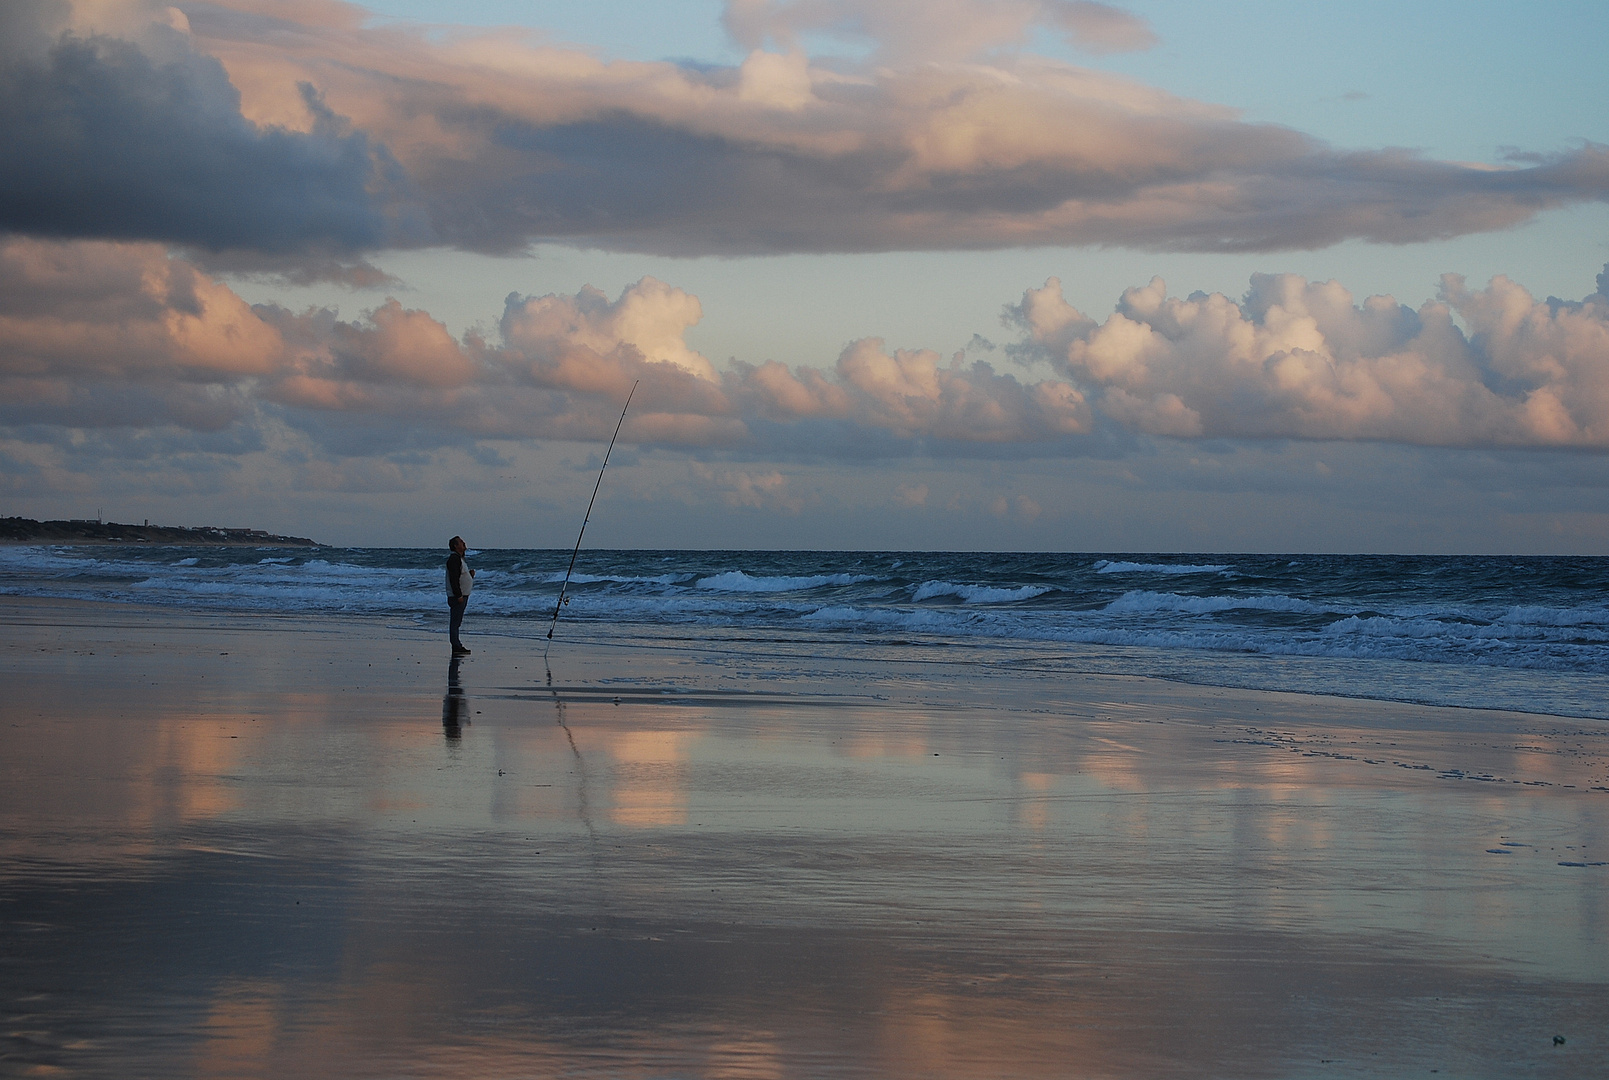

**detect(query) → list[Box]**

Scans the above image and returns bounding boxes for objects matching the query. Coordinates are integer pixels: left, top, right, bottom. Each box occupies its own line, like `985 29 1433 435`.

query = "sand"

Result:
2 595 1606 1078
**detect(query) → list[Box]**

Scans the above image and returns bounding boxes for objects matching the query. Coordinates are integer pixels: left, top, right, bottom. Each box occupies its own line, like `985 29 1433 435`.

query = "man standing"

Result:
446 535 475 655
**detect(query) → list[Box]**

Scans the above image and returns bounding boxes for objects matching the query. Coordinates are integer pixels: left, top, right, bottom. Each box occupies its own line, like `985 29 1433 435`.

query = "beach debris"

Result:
1554 1036 1566 1045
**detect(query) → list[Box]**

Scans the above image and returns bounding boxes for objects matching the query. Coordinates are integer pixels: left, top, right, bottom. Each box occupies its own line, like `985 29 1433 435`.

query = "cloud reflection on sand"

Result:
603 729 697 827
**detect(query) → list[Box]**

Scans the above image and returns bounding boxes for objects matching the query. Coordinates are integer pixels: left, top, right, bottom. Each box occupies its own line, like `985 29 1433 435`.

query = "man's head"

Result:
449 536 465 554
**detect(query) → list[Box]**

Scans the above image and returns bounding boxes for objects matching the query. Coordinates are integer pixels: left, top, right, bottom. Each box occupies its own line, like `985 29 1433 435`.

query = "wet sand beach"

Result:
2 596 1606 1078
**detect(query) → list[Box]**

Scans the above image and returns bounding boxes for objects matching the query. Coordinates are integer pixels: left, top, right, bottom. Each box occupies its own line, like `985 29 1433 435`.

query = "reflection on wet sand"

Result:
604 729 695 826
2 603 1607 1078
442 656 469 741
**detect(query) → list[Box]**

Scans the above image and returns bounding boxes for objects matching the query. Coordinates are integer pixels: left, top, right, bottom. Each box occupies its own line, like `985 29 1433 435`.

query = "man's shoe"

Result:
452 646 471 655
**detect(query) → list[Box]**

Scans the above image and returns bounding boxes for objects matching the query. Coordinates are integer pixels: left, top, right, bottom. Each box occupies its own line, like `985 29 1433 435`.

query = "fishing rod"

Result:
545 381 637 650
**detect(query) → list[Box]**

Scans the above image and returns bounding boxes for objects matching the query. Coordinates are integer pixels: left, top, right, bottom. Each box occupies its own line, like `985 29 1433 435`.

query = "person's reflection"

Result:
443 656 470 741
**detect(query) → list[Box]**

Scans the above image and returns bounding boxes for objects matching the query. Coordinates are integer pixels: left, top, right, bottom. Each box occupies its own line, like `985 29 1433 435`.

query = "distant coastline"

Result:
0 516 319 547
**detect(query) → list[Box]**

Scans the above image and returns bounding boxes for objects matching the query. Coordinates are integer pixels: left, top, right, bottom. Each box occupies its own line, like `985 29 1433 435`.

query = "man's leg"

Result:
449 597 466 650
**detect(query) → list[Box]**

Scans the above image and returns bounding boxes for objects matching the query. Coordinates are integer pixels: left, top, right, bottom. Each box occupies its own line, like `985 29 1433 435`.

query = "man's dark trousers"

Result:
449 596 468 650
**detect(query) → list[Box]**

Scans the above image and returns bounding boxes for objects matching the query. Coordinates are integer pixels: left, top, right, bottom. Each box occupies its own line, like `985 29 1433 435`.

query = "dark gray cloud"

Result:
0 379 250 431
0 28 386 255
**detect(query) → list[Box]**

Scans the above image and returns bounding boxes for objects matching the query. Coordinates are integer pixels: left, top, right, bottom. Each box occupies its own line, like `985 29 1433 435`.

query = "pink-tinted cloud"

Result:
724 0 1157 62
6 238 1609 456
828 338 1090 440
0 236 281 430
0 239 1090 452
0 236 283 379
1 0 1603 267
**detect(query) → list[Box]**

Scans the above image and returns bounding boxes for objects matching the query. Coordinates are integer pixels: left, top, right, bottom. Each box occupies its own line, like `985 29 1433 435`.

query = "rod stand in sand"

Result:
545 381 637 656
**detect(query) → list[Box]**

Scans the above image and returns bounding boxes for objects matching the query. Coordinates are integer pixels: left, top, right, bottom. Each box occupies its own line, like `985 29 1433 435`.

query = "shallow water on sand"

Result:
2 603 1606 1078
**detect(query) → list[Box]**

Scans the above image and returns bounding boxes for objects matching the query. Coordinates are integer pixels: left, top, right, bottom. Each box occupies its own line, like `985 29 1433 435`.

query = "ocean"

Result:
4 545 1606 720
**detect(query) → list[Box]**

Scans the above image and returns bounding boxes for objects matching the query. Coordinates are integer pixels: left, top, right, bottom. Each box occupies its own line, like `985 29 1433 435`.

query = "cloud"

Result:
0 20 389 260
989 493 1042 521
692 463 805 511
0 235 283 429
894 482 928 506
502 278 718 382
1010 269 1609 447
825 338 1090 440
4 0 1602 264
0 239 1091 455
6 238 1609 460
723 0 1157 62
191 0 1609 256
293 455 423 493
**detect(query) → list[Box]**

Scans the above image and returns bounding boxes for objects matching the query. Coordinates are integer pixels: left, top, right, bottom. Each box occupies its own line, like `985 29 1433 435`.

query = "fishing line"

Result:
545 381 637 655
553 696 612 932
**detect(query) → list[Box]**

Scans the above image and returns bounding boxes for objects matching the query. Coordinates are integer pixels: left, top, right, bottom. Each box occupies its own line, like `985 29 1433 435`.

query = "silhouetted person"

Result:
443 656 469 740
446 535 475 655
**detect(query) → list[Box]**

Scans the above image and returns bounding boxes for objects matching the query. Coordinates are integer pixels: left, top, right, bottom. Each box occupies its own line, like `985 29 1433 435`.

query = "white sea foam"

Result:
912 580 1051 604
1103 590 1326 615
695 571 877 593
1094 560 1229 575
547 571 692 586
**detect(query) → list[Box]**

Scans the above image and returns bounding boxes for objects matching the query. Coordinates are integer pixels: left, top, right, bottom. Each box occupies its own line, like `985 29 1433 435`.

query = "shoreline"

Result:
4 591 1609 726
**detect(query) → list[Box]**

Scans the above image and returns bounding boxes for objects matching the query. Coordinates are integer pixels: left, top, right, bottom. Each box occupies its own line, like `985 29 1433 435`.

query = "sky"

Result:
2 0 1608 551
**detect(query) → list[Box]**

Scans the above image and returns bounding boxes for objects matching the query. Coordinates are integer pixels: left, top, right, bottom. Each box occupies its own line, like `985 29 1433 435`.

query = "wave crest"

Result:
1094 560 1229 575
913 580 1051 604
695 570 878 593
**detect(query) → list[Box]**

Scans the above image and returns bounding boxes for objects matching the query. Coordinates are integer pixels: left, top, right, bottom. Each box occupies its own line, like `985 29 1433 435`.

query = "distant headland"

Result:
1 516 319 547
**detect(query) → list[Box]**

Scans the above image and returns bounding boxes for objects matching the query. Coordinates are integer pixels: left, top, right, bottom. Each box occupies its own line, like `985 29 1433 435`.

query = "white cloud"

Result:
502 277 717 382
1011 269 1609 448
830 338 1090 441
